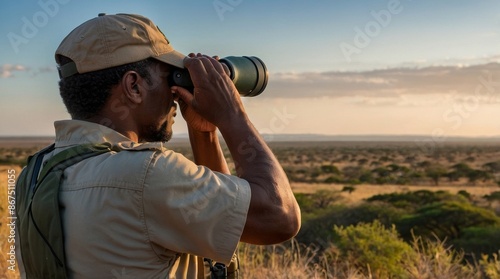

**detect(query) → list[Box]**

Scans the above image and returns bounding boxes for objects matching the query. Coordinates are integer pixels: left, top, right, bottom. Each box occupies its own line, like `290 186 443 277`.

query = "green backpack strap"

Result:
36 142 115 186
17 142 116 279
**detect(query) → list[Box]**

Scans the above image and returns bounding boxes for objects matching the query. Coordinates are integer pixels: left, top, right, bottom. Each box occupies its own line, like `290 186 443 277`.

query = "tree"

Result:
341 185 356 194
372 166 393 184
466 169 492 185
451 162 472 175
484 191 500 207
311 190 342 209
425 163 448 186
320 164 340 174
357 158 368 165
482 161 500 173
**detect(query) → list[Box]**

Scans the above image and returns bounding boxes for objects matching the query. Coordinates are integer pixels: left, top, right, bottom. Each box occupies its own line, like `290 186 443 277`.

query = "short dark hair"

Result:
58 56 155 120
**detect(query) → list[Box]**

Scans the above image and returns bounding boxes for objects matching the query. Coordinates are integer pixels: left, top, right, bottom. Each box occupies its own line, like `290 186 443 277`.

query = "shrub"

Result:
341 185 356 194
333 220 416 278
320 164 340 174
397 201 500 241
484 191 500 203
367 190 465 210
452 226 500 258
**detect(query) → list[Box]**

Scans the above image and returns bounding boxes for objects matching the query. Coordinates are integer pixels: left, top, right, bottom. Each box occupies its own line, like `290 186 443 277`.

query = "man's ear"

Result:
121 71 143 104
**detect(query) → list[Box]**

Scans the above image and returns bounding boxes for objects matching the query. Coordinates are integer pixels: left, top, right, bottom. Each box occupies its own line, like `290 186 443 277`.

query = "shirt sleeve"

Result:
142 150 251 264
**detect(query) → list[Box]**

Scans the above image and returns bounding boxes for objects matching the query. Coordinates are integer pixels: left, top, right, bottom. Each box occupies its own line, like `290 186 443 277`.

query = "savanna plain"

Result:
1 138 500 278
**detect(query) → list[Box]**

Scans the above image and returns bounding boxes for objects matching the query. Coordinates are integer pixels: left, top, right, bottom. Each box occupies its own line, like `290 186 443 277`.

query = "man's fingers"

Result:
184 57 208 86
186 54 228 78
221 63 230 76
172 86 195 108
201 55 226 75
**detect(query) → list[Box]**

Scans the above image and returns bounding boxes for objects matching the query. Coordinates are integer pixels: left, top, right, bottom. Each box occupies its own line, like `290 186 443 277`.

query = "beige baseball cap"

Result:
56 13 186 78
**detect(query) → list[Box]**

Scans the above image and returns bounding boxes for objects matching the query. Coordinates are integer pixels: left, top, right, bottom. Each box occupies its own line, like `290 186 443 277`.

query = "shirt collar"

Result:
54 120 166 151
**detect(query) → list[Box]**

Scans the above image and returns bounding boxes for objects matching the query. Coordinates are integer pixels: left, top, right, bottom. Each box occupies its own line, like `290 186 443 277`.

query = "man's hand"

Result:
176 98 216 132
171 53 246 131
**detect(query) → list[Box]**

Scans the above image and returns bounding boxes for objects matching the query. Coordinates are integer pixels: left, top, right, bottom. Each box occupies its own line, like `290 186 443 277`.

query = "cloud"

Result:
0 64 56 78
1 64 29 78
265 62 500 102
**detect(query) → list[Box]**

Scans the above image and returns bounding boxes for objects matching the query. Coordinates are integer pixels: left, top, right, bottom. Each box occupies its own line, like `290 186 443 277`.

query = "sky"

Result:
1 0 500 138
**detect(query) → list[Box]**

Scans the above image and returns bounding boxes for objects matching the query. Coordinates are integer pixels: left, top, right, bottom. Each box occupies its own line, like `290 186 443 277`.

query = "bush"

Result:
452 226 500 258
320 164 340 174
367 190 466 210
333 220 415 278
397 201 500 241
334 202 405 228
296 202 404 248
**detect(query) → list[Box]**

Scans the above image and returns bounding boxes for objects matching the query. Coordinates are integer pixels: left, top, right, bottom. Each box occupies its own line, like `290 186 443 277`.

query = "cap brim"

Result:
154 49 186 69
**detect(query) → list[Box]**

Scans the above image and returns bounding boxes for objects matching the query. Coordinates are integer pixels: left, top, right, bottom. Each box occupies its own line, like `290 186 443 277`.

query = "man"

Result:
15 13 300 278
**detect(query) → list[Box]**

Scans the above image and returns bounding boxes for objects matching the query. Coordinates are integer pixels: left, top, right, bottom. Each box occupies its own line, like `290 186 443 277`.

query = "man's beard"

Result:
142 121 172 142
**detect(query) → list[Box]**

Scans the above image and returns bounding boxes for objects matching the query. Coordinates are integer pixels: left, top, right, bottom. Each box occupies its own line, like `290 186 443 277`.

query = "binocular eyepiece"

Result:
169 56 268 97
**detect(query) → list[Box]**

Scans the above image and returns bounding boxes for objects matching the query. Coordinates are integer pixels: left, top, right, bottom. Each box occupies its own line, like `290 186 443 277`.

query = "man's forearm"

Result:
218 115 282 183
218 114 300 244
188 126 230 174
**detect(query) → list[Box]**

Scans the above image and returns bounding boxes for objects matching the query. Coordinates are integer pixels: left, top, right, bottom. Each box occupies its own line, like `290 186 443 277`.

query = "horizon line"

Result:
2 133 500 141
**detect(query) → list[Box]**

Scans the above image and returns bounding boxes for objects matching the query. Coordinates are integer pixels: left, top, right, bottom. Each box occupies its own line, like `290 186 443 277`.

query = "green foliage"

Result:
334 202 405 228
397 201 500 241
341 185 355 194
294 191 342 221
300 190 500 263
483 161 500 173
323 175 341 184
457 190 472 200
296 202 405 248
320 164 340 174
294 193 315 213
484 191 500 202
367 190 465 210
333 220 415 278
466 169 493 185
311 190 342 209
425 163 447 185
358 170 375 183
0 157 27 166
452 162 473 173
452 226 500 257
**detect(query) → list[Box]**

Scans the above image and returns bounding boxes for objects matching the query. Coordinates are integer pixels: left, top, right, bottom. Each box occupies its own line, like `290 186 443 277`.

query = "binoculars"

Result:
169 56 268 97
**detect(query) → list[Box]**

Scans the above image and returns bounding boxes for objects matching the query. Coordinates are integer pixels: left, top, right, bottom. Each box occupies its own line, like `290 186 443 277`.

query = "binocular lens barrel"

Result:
170 56 268 97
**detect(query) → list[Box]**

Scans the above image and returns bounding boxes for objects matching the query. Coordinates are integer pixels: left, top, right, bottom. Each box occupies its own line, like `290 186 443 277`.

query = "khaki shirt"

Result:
19 120 251 279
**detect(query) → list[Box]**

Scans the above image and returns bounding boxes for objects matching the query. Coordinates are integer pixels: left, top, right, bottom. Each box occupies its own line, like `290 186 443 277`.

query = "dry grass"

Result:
238 238 500 279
